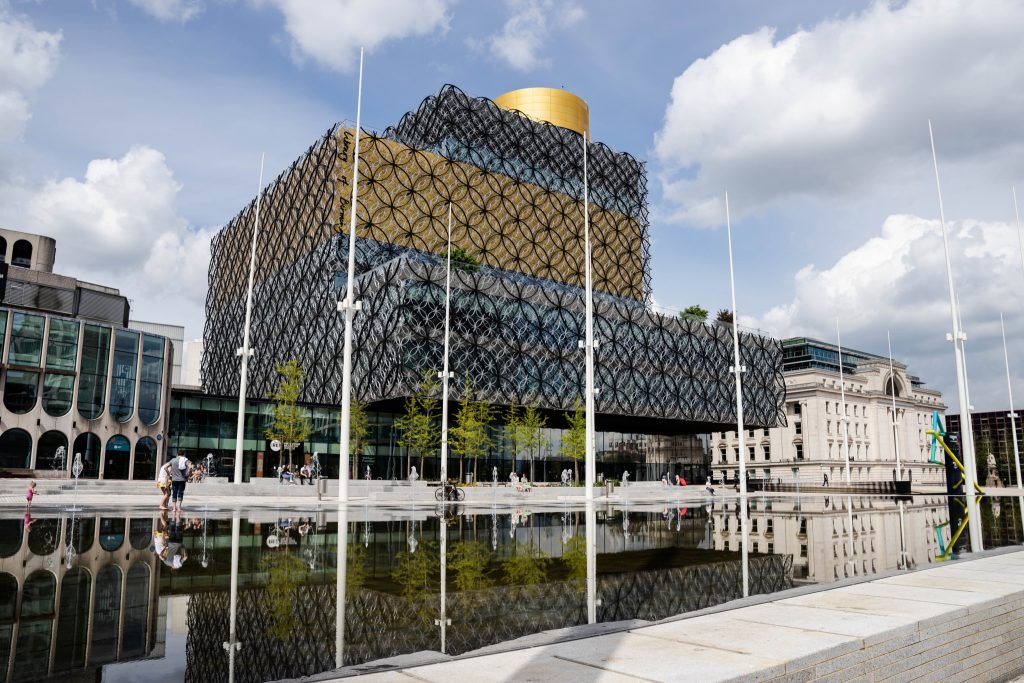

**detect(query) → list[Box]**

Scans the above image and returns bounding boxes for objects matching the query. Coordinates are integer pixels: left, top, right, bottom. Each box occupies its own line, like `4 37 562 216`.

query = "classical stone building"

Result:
710 337 946 487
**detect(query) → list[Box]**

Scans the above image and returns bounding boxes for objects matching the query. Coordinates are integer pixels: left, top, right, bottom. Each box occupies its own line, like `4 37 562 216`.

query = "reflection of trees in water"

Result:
262 550 308 641
503 544 550 586
450 541 492 592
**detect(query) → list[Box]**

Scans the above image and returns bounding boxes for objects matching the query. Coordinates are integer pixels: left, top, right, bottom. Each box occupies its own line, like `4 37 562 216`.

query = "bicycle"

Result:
434 481 465 502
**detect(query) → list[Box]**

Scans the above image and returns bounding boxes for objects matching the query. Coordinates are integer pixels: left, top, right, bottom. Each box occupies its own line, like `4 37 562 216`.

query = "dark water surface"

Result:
0 494 1020 682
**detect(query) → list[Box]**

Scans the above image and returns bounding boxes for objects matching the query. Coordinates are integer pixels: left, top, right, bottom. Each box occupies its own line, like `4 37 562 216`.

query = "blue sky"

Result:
3 0 1024 411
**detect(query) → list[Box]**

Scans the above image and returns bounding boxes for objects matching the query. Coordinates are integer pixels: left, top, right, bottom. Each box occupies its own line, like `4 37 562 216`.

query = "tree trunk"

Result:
574 459 579 485
458 457 463 484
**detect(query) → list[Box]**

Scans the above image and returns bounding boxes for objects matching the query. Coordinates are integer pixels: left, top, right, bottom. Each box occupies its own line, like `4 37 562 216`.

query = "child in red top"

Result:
26 482 36 507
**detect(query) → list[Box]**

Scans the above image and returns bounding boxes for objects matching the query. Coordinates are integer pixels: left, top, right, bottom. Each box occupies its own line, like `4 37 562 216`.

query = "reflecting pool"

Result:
0 494 1021 682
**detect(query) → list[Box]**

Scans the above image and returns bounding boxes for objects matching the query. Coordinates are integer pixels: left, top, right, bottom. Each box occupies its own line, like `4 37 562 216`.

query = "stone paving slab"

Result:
308 549 1024 683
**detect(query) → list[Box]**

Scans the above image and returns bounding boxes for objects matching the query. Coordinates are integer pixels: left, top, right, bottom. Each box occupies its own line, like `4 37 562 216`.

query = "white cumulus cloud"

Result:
485 0 584 71
256 0 453 72
750 213 1024 413
1 146 213 336
653 0 1024 226
0 4 61 143
127 0 204 22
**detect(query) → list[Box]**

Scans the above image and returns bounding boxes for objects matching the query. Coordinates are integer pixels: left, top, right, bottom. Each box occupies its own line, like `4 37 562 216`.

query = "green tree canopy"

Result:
450 377 493 481
680 305 709 321
715 309 734 324
396 370 440 478
266 358 313 469
513 404 548 482
560 400 586 484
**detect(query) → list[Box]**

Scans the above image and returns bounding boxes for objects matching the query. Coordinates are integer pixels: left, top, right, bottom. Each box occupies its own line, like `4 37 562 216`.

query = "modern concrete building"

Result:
129 320 184 385
710 337 946 488
199 85 785 481
0 228 175 480
0 511 164 679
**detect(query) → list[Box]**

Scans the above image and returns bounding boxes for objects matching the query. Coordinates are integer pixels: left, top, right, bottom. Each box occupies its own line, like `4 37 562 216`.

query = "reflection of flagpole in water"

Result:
740 495 749 598
436 516 449 653
586 502 597 624
335 505 348 669
898 499 908 570
225 511 241 683
847 496 855 576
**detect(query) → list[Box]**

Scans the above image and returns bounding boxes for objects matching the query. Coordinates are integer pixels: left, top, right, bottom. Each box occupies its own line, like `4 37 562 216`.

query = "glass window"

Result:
0 310 7 358
42 373 74 417
45 319 79 370
36 431 68 472
3 369 39 414
138 335 164 425
77 325 110 420
91 565 122 664
133 437 158 481
0 428 31 468
54 569 90 672
73 433 101 479
7 312 44 366
21 570 56 618
104 435 131 479
109 330 139 422
122 564 150 658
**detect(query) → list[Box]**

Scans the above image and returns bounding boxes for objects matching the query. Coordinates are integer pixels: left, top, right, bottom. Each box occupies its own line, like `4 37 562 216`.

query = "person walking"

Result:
25 481 36 508
169 452 192 513
158 461 172 510
823 473 829 488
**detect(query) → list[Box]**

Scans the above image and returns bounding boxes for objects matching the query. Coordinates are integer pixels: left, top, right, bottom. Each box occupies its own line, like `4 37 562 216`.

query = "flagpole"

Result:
725 192 747 497
439 203 453 484
338 48 364 503
1001 313 1022 491
582 132 596 500
887 331 901 479
837 319 851 484
234 154 265 485
928 120 981 552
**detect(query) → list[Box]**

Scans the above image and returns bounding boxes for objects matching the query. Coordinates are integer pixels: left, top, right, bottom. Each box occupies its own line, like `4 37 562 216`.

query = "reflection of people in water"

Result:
153 510 189 570
23 506 33 531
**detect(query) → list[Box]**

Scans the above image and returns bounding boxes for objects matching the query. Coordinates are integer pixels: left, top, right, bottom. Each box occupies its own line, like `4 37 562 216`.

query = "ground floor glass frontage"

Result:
167 391 710 484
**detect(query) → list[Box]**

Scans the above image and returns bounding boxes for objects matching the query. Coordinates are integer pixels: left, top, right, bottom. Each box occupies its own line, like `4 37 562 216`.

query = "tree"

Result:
396 371 440 478
514 404 549 483
449 246 480 273
450 377 493 482
266 358 313 469
680 305 708 322
715 309 734 324
450 541 493 592
561 400 586 484
348 397 369 479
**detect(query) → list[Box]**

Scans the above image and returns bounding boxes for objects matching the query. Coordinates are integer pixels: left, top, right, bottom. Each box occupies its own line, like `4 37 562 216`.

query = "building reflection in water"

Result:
0 511 161 681
0 496 978 682
711 495 953 583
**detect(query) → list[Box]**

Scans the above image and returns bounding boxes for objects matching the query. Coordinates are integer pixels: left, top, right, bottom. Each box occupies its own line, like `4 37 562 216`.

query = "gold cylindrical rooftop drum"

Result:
494 87 590 137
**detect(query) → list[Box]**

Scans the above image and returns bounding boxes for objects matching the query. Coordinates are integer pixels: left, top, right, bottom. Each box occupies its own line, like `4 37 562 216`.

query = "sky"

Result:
2 0 1024 412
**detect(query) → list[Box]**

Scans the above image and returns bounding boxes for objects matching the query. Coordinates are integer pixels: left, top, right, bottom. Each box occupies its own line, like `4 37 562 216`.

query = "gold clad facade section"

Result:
494 88 590 137
335 129 644 299
208 125 645 311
